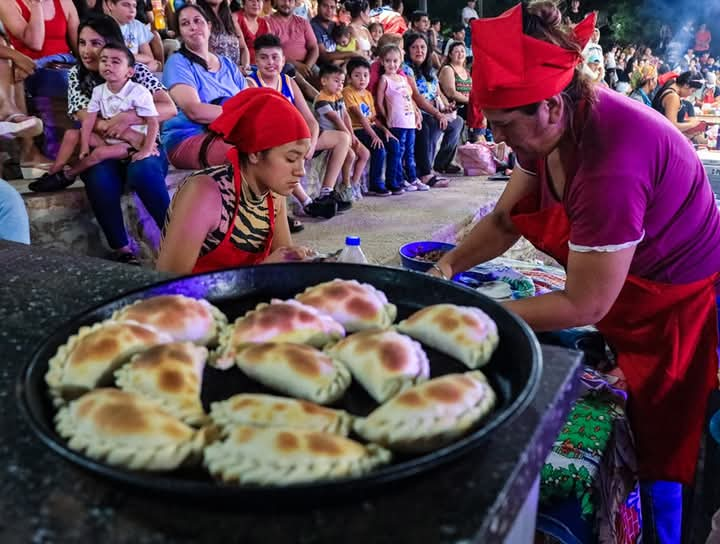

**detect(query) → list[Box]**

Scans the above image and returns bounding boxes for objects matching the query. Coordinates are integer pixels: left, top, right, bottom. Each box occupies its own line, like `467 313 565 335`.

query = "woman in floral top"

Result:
403 32 463 183
64 15 176 264
196 0 250 71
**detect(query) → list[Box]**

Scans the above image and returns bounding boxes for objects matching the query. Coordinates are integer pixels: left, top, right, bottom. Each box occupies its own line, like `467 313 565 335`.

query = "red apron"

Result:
510 185 719 484
192 149 275 274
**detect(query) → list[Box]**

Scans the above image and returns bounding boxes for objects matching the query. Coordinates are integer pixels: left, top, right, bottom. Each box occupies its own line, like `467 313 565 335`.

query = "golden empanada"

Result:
397 304 499 369
55 389 209 471
215 299 345 369
210 394 353 436
295 279 397 332
353 371 496 453
326 329 429 402
115 342 208 426
204 425 391 485
111 295 227 346
46 321 173 406
234 343 351 404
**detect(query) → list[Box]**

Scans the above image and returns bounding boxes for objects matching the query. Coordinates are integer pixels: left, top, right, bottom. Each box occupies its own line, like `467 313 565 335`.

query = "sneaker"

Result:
330 190 352 212
412 180 430 191
402 180 418 192
367 186 391 197
110 251 141 266
390 187 405 195
28 171 75 192
304 195 338 219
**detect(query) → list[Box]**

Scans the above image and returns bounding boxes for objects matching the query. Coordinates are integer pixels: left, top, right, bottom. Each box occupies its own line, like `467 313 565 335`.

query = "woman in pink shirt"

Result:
435 3 720 541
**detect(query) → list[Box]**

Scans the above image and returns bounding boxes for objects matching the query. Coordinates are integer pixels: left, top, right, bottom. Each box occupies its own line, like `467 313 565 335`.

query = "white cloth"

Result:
87 80 158 139
461 6 479 25
120 19 154 54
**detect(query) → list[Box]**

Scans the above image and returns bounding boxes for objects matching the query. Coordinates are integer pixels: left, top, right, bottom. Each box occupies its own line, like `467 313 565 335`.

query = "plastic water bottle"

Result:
337 236 368 264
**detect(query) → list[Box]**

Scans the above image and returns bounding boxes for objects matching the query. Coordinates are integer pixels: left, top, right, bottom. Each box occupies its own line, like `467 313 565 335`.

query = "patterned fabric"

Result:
314 90 346 131
167 163 279 257
67 63 165 118
209 31 242 66
402 62 439 102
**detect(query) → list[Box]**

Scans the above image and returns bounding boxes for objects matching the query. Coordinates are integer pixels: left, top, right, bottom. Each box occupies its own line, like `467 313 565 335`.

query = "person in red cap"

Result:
431 2 720 541
156 87 315 274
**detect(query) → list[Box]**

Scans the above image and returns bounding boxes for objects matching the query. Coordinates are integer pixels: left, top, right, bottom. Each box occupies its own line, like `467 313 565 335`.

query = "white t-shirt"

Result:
461 6 479 25
120 19 154 54
87 79 158 137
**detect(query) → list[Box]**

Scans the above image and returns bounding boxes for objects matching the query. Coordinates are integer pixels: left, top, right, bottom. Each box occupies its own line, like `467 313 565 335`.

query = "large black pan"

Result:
17 263 542 501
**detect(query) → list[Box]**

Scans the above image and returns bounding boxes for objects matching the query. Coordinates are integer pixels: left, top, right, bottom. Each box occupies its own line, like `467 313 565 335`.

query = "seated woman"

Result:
31 15 176 264
196 0 250 71
403 32 463 184
235 0 268 66
162 3 248 170
651 71 705 138
0 0 79 65
438 40 485 140
157 87 314 274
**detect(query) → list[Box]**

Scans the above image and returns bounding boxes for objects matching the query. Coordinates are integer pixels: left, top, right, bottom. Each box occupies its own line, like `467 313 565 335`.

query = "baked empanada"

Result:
353 371 496 453
210 394 353 436
234 343 351 404
111 295 227 346
46 321 173 406
295 279 397 332
204 425 391 485
55 389 209 471
115 342 208 426
396 304 499 369
215 299 345 369
326 329 429 403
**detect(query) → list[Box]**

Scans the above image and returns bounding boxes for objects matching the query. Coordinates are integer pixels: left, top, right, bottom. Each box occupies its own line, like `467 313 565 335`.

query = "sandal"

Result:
0 113 43 140
425 175 450 188
288 216 305 233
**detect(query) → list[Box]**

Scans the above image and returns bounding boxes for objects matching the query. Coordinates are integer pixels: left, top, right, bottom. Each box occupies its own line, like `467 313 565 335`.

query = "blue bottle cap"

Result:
345 236 361 246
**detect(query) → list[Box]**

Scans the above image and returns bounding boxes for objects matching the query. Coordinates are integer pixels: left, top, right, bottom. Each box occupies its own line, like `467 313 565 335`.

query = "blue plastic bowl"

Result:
399 241 456 272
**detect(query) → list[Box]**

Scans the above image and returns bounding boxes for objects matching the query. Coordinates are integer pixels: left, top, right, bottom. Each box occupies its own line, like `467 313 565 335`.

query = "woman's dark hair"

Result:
444 41 465 64
511 0 596 134
176 4 213 70
75 0 106 20
345 0 369 19
403 32 433 82
254 33 283 53
76 15 126 97
196 0 239 37
677 70 704 89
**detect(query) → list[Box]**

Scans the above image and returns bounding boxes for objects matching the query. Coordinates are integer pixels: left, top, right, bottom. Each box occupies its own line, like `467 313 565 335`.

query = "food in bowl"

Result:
413 248 450 263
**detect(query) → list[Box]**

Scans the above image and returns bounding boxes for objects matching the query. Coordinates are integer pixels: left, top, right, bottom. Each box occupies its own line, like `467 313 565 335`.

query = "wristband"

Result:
431 263 449 280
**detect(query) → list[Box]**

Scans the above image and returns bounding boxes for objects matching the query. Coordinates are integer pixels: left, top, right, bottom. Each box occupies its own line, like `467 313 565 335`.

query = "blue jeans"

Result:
80 149 170 250
0 179 30 244
389 128 416 189
354 127 399 191
415 111 463 176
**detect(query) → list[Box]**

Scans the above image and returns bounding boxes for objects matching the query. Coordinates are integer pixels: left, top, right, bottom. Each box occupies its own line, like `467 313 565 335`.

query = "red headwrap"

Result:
209 87 311 153
471 4 596 109
658 70 679 87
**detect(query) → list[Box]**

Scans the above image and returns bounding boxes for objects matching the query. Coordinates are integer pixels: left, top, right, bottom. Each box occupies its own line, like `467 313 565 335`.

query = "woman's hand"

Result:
105 113 135 139
131 144 160 162
427 260 452 280
12 52 36 76
434 111 449 130
264 246 317 263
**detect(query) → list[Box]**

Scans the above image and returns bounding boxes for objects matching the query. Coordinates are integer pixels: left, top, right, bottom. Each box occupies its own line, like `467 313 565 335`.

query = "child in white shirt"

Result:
30 44 159 190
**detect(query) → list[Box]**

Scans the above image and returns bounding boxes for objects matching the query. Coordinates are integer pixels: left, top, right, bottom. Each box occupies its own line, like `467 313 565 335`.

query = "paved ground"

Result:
294 176 508 265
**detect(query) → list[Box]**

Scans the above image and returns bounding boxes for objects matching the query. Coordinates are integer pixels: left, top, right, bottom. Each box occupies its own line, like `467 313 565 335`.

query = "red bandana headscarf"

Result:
471 4 596 109
209 87 311 153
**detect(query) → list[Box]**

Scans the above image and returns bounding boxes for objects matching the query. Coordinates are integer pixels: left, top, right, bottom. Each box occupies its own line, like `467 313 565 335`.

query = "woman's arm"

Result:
504 245 635 331
662 92 700 133
407 75 448 129
271 197 292 250
61 0 79 57
435 167 537 278
438 66 468 104
233 17 250 70
0 1 45 51
156 175 222 274
169 84 223 124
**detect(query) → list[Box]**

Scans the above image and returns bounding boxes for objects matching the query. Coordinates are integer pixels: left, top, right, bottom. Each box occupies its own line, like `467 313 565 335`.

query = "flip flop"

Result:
0 115 43 139
288 216 305 233
426 175 450 188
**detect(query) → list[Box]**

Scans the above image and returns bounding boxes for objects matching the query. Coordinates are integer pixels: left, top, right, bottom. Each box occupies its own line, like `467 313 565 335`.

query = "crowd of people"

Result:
0 0 487 266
